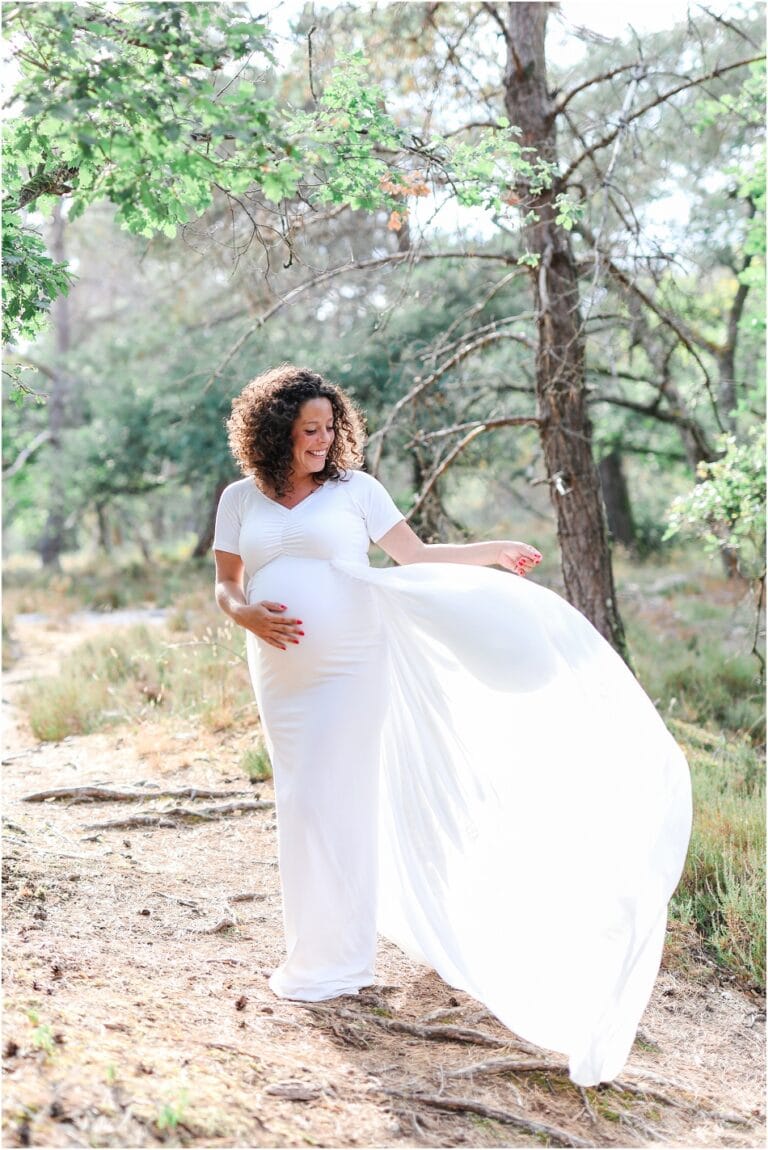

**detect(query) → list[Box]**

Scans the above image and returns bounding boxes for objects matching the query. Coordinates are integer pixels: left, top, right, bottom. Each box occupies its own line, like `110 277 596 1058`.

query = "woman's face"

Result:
289 397 335 481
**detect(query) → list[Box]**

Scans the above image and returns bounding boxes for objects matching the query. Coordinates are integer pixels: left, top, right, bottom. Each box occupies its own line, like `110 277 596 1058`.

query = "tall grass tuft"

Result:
240 743 273 782
670 719 765 988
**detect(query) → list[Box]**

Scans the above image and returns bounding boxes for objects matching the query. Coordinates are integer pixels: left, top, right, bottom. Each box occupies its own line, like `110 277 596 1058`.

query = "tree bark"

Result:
502 3 628 657
39 202 70 570
598 451 636 549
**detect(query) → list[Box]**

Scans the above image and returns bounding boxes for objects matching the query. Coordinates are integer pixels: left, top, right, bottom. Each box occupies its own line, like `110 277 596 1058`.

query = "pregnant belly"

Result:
246 556 383 689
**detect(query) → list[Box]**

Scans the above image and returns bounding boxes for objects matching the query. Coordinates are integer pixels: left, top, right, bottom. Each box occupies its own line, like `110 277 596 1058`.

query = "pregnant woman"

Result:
213 363 692 1087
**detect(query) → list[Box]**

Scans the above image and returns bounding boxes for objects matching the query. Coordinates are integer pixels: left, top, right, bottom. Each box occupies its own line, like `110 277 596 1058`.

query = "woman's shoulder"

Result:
338 468 384 492
219 476 257 502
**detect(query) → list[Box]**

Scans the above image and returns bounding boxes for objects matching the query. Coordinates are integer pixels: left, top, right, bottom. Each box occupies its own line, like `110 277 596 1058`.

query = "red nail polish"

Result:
298 631 305 636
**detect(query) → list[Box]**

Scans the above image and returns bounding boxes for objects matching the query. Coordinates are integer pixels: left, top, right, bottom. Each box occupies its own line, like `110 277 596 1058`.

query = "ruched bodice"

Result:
213 471 398 584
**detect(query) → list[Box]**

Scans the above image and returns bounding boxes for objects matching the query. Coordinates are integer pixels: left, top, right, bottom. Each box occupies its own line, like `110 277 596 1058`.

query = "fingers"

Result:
247 601 304 650
514 548 541 576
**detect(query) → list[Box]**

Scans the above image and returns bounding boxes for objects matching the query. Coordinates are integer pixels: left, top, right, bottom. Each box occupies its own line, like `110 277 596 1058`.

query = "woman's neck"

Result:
263 472 320 505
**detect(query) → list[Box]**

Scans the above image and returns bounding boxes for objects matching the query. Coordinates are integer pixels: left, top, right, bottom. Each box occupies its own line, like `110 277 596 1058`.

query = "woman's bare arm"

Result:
376 520 541 575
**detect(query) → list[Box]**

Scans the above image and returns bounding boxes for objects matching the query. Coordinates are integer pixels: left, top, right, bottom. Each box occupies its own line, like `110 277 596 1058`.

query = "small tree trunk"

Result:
40 202 70 570
598 451 636 549
503 3 628 659
96 504 113 555
408 452 463 544
194 479 230 558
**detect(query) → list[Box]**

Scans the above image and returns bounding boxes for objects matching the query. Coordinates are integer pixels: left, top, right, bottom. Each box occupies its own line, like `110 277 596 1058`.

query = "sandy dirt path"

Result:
2 614 765 1149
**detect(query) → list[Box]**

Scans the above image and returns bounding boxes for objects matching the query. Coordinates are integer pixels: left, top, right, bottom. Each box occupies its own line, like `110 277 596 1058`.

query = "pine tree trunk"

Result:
598 451 636 549
503 3 628 658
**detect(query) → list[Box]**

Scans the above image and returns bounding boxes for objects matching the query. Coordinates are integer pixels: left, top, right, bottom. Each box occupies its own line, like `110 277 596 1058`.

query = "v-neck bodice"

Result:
253 483 324 514
213 470 405 585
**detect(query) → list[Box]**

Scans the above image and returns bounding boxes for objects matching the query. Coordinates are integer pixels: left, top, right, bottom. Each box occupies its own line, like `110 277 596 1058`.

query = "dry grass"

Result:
18 614 254 744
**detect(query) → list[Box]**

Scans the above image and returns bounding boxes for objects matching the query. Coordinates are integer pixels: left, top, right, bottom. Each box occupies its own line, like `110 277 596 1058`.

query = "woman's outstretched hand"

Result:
236 601 304 650
497 542 542 577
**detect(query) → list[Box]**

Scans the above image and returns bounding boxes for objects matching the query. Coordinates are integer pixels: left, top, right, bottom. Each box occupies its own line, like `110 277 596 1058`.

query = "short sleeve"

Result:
213 484 242 554
354 471 405 543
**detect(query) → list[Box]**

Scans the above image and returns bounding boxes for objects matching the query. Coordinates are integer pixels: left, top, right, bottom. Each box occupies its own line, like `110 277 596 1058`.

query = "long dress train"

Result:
333 558 692 1086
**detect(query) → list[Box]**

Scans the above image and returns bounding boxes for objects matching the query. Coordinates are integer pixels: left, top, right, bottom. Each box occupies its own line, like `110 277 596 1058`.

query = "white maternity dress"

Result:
213 468 692 1087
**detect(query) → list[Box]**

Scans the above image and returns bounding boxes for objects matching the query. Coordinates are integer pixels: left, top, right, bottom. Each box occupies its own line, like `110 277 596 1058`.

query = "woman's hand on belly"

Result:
236 600 304 650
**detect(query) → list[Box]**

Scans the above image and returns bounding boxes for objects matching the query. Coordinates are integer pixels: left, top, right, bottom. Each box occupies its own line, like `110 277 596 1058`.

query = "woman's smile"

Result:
291 397 335 479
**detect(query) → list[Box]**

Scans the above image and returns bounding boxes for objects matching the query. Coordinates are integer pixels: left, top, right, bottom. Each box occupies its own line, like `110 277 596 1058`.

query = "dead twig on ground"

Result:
188 906 238 934
3 833 112 861
205 1041 263 1060
22 785 253 804
82 799 274 830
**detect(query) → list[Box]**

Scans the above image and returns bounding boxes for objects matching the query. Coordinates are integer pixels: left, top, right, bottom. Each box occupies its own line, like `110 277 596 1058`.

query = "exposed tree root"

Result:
578 1085 599 1125
446 1057 569 1078
22 785 254 804
382 1089 592 1148
307 1005 515 1048
82 799 274 830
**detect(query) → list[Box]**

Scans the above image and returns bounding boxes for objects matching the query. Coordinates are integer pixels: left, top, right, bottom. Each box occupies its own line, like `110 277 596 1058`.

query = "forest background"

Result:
2 0 766 1064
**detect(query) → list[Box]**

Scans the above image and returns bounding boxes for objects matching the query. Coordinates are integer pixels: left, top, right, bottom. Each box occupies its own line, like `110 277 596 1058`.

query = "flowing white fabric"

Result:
213 470 692 1087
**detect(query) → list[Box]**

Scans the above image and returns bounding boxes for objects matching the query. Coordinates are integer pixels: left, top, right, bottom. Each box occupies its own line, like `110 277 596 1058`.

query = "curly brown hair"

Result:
226 365 366 496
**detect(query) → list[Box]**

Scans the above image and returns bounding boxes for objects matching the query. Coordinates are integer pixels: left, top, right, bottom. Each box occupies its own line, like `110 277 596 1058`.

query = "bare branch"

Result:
551 62 643 118
576 221 726 431
561 54 766 185
481 2 513 49
410 415 539 445
407 416 540 521
369 329 536 473
202 249 516 392
588 393 716 458
441 119 505 137
698 6 761 50
306 24 318 102
3 429 51 479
